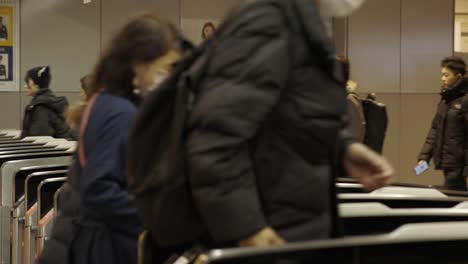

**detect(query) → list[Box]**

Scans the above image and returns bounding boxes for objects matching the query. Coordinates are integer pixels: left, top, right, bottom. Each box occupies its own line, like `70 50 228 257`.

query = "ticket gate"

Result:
11 164 70 264
340 202 468 236
339 192 468 209
195 222 468 264
24 171 67 264
36 177 67 253
0 152 73 264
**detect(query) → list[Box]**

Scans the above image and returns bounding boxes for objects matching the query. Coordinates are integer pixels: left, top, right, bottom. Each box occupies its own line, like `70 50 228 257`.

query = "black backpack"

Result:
126 40 211 247
362 95 388 154
126 3 254 247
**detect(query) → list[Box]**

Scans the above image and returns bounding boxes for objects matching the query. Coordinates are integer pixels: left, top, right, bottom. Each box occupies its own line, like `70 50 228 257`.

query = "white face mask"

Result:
144 72 168 96
318 0 366 18
152 72 168 88
134 72 169 98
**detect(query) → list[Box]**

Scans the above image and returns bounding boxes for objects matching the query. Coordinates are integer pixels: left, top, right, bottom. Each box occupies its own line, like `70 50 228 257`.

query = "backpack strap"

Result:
78 94 100 168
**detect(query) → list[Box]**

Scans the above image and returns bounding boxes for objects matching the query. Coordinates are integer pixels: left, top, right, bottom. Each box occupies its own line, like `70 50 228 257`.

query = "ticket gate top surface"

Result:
1 155 72 206
198 222 468 264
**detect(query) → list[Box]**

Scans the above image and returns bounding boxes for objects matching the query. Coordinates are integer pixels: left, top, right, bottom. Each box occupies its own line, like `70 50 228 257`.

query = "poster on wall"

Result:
0 1 18 91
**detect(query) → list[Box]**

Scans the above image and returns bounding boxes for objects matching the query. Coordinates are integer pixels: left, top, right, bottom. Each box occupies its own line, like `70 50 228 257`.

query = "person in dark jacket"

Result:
418 56 468 191
21 66 72 139
38 14 181 264
186 0 393 249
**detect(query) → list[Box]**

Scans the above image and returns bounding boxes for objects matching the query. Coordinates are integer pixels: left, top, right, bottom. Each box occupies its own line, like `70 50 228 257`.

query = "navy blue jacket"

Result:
72 92 142 264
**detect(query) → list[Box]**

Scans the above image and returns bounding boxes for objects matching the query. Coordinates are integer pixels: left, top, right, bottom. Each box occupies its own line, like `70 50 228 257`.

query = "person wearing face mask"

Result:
418 56 468 191
140 0 393 254
37 14 181 264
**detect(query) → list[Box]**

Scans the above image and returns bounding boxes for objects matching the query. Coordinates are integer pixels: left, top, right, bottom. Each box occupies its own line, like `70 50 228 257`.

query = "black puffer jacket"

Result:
419 77 468 172
187 0 352 243
21 89 71 139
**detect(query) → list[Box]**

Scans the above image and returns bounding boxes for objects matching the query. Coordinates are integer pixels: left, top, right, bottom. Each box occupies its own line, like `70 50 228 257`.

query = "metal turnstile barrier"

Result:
23 171 67 264
340 201 468 236
11 164 70 264
36 177 66 254
0 151 73 264
194 222 468 264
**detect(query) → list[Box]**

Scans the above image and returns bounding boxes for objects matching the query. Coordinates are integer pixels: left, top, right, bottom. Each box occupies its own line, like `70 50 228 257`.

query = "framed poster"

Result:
0 0 18 91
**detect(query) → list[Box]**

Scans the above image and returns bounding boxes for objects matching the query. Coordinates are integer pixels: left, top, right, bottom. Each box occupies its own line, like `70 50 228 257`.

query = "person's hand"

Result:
418 160 425 165
238 227 285 248
344 143 394 192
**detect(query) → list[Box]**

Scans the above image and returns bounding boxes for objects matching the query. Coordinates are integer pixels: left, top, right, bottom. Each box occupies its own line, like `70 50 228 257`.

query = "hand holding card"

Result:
415 161 429 175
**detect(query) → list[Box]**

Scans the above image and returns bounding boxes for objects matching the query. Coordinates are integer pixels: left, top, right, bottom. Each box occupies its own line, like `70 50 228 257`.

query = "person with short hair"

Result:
418 56 468 191
21 66 72 139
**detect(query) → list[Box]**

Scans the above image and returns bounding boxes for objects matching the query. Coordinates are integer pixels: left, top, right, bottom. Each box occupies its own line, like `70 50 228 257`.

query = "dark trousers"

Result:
443 168 467 191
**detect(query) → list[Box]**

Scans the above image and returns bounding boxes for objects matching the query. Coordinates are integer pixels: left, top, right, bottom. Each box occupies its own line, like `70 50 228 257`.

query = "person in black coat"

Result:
418 56 468 191
21 66 72 139
186 0 393 248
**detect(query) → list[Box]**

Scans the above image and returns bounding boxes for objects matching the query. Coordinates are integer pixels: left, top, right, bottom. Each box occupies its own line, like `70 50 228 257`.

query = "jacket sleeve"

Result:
187 6 290 243
25 106 55 137
418 105 439 162
79 109 139 226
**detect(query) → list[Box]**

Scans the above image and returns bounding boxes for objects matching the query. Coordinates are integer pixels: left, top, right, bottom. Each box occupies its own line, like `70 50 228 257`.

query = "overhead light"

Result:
84 0 92 4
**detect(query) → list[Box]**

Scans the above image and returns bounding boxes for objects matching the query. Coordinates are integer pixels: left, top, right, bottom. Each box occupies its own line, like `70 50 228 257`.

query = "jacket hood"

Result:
30 89 69 113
